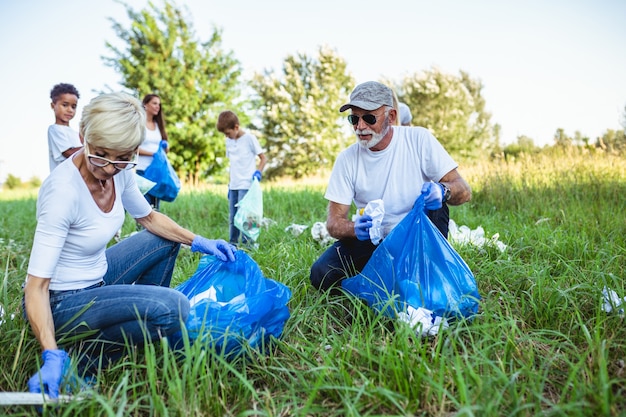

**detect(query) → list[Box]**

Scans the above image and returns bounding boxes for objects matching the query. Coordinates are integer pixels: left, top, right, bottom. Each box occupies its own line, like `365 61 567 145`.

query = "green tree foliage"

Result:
596 129 626 153
250 46 355 179
103 0 243 184
503 135 539 158
553 128 573 148
3 174 21 190
394 67 494 159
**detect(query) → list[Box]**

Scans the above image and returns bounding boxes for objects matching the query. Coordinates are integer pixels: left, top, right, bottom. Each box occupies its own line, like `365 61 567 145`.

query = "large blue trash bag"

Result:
342 195 480 320
170 251 291 356
141 147 181 202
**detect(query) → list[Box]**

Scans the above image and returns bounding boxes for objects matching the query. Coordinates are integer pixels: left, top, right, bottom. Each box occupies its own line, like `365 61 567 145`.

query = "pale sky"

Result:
1 0 625 182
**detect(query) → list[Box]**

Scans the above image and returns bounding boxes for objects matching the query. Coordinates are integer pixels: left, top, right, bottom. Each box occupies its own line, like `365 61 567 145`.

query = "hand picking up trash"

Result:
353 199 385 245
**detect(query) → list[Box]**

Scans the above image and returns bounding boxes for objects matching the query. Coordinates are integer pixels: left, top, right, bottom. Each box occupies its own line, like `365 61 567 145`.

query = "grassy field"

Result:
0 149 625 416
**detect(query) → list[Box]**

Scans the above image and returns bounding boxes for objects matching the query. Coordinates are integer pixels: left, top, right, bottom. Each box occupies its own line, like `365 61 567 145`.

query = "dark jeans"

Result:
309 205 449 293
228 189 250 245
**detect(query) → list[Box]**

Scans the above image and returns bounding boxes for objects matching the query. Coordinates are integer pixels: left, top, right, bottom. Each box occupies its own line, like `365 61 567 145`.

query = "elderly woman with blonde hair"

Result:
23 92 236 398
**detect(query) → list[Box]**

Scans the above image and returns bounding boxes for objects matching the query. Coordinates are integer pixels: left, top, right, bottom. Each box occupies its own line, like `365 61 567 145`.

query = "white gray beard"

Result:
357 120 390 149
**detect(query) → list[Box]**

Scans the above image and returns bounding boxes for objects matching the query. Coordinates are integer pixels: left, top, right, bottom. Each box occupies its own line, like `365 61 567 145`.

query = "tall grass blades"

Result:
0 151 624 416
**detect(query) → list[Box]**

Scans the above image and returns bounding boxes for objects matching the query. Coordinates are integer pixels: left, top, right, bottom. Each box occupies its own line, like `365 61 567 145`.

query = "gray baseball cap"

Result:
339 81 394 112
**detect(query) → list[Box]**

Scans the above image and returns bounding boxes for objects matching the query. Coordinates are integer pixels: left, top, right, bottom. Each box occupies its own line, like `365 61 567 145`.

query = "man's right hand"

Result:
354 215 373 241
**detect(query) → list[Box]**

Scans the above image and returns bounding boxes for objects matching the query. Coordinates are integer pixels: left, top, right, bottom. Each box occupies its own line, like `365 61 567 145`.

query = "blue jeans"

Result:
309 206 449 294
228 189 249 245
34 231 189 374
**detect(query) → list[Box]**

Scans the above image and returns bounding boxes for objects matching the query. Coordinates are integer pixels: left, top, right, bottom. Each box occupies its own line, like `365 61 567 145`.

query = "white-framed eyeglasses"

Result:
84 143 138 171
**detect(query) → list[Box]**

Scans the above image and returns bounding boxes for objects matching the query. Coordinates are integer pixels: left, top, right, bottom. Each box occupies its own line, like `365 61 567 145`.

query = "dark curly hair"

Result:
50 83 80 102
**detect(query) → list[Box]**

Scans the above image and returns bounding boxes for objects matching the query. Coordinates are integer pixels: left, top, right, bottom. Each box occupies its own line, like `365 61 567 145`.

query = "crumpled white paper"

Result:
397 305 449 337
449 219 507 252
285 224 309 237
0 304 15 327
311 222 335 246
352 199 385 245
602 286 625 315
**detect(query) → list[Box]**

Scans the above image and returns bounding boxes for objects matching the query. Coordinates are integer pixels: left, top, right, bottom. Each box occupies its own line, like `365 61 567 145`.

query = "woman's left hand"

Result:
191 236 236 261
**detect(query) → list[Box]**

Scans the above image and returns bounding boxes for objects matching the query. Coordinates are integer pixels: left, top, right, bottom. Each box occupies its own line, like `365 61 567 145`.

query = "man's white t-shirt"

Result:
137 125 162 171
48 124 82 172
27 155 152 291
325 126 458 236
226 132 263 190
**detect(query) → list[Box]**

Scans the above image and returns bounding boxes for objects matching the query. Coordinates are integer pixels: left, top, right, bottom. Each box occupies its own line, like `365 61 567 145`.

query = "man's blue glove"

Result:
191 236 236 262
160 140 168 150
27 349 69 399
421 182 444 211
252 170 262 182
354 214 373 241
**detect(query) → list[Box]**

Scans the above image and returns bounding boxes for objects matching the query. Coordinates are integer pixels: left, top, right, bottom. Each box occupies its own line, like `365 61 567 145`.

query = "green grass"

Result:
0 149 625 416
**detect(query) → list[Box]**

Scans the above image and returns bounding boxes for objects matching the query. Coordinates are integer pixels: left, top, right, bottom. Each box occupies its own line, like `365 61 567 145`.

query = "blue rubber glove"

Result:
421 182 444 211
191 236 236 262
160 140 168 150
27 349 69 399
252 170 262 182
354 214 373 241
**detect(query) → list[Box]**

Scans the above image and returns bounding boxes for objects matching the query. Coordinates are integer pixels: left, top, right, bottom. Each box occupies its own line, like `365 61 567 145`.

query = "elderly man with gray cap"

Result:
309 81 472 293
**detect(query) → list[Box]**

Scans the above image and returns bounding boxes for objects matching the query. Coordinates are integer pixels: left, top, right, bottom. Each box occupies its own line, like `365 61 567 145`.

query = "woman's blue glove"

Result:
421 182 444 211
354 215 373 241
252 170 262 182
27 349 69 399
191 236 236 262
160 140 168 150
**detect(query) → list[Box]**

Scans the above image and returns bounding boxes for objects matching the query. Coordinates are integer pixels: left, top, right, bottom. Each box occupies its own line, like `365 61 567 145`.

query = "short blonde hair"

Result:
80 92 146 151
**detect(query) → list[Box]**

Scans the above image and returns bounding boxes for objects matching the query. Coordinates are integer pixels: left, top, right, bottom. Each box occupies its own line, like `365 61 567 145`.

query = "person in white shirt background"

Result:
136 93 169 211
47 83 83 172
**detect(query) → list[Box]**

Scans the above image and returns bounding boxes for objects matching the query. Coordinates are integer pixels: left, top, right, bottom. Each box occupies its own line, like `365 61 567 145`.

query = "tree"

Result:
104 0 243 184
3 174 21 190
250 46 355 179
503 135 538 158
553 128 573 148
393 67 494 159
596 129 626 153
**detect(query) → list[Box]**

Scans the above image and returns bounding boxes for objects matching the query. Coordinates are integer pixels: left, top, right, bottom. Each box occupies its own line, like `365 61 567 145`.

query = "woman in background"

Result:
137 93 168 210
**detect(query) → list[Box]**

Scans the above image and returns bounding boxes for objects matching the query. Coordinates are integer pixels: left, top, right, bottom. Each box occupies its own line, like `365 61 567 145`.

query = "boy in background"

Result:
48 83 82 172
217 110 267 246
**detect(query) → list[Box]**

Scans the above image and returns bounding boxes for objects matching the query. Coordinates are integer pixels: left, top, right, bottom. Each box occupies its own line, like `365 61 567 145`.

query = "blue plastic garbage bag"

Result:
141 147 181 202
342 195 480 320
171 251 291 356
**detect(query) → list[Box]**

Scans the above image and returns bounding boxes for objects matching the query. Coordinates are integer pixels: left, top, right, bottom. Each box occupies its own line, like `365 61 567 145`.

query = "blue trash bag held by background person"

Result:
142 147 181 202
342 195 480 320
170 251 291 357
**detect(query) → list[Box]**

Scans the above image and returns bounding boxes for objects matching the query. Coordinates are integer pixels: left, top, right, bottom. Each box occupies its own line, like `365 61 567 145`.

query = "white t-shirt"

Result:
325 126 458 236
226 132 263 190
137 124 162 171
27 155 152 291
48 124 82 172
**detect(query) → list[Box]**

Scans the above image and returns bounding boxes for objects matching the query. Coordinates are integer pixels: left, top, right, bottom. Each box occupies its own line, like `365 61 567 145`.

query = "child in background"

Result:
217 110 267 246
48 83 82 172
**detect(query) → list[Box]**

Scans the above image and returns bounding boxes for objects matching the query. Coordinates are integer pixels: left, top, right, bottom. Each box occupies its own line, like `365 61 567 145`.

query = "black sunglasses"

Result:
347 114 378 126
